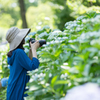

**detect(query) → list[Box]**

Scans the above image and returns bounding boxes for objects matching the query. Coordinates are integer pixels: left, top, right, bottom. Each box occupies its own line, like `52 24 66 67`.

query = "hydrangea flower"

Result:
64 83 100 100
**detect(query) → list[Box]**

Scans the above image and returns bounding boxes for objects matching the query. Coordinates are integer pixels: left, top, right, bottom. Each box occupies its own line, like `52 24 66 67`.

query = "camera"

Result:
29 38 46 47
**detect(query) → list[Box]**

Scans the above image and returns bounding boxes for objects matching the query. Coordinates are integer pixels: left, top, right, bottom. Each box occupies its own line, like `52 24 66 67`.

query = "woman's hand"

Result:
30 41 40 58
0 82 2 89
30 41 40 50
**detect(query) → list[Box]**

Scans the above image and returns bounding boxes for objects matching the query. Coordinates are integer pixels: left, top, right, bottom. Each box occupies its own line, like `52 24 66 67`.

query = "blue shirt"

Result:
7 49 40 100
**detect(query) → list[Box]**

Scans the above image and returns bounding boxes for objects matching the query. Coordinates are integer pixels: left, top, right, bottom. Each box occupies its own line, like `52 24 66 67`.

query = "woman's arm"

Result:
16 41 40 71
0 82 2 89
17 49 40 71
29 49 32 60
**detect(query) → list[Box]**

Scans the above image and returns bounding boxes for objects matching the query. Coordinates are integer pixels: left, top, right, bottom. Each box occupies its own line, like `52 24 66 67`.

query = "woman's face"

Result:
16 38 25 49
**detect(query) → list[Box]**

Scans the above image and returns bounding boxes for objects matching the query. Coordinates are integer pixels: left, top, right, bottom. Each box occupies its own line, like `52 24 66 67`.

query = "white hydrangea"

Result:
76 16 85 21
77 30 100 43
38 32 48 38
64 83 100 100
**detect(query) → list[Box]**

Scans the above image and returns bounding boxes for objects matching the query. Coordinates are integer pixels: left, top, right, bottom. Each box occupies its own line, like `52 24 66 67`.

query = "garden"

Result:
0 0 100 100
0 11 100 100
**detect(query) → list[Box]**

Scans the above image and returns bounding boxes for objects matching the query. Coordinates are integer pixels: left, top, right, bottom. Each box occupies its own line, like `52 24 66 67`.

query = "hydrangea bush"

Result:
0 45 9 100
0 11 100 100
24 12 100 100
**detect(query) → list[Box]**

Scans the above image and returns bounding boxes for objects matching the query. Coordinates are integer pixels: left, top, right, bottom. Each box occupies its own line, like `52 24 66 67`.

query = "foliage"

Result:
0 11 100 100
1 0 100 34
40 0 75 31
26 3 54 32
23 12 100 100
0 0 20 28
40 0 100 30
0 28 8 43
0 45 9 100
67 0 100 18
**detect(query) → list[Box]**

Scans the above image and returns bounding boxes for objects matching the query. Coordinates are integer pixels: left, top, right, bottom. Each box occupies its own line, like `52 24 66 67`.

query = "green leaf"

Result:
55 80 69 85
33 88 48 96
83 64 91 76
51 76 58 87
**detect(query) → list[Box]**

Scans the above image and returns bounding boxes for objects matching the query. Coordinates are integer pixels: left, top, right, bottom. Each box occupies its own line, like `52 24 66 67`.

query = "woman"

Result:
6 27 40 100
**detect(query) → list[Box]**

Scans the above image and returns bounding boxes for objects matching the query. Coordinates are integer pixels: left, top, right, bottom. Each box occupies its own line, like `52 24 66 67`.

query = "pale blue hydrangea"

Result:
38 32 48 38
1 78 8 87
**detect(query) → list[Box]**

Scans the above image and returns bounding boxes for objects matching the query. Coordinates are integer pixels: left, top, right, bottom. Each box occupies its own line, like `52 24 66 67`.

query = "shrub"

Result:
24 12 100 100
0 45 9 100
0 11 100 100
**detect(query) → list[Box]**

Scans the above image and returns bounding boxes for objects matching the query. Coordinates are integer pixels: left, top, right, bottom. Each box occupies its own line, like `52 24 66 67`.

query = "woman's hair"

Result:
7 39 25 57
7 51 13 57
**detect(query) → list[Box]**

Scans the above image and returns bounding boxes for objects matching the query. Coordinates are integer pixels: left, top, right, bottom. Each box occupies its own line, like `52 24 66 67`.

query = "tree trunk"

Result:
18 0 28 28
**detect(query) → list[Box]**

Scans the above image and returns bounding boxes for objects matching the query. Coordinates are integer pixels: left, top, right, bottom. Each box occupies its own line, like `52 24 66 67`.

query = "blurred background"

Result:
0 0 100 43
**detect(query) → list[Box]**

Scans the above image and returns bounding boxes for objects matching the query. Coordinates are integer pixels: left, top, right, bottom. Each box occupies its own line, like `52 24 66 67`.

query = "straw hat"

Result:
6 27 31 51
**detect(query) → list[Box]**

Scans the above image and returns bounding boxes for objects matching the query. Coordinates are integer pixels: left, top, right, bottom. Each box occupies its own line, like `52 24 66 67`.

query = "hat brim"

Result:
9 28 31 51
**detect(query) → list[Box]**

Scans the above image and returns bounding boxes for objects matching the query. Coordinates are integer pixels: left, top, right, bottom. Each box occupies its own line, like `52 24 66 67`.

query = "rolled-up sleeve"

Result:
17 49 40 71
